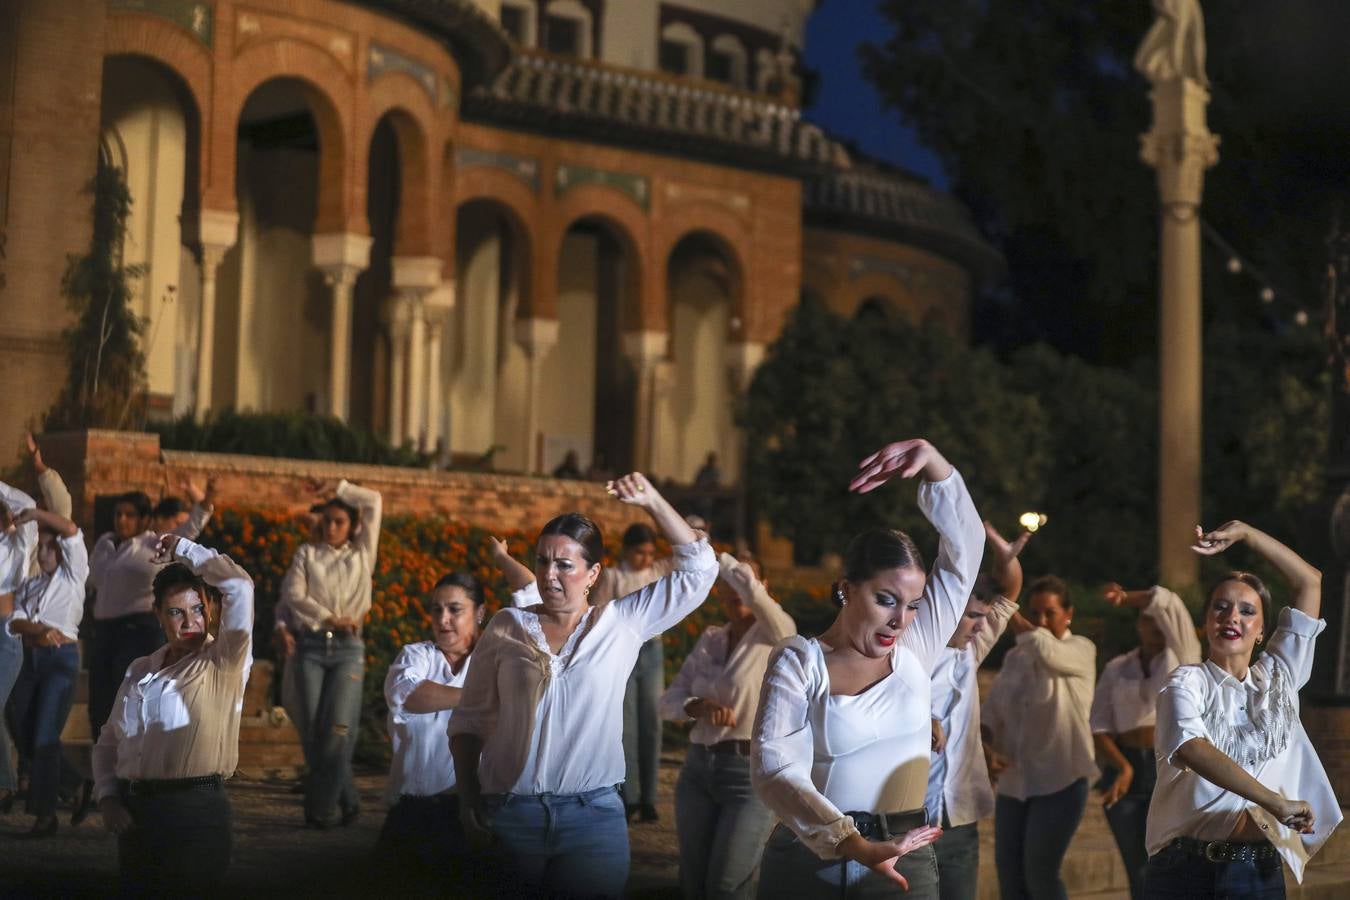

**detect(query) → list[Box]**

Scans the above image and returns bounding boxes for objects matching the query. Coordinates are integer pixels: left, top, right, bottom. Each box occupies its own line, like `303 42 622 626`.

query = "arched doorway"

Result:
656 231 744 483
99 55 200 418
351 115 400 434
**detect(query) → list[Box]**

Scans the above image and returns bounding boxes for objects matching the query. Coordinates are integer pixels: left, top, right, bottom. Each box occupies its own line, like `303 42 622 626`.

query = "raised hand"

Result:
151 533 182 564
606 472 661 509
25 432 46 473
848 439 951 494
1102 582 1128 607
718 553 759 598
985 520 1031 563
1192 521 1249 556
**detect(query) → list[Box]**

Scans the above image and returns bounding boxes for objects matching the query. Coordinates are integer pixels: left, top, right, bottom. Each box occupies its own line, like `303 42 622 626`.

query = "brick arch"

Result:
366 105 435 256
105 15 212 196
219 42 355 231
547 184 649 324
838 273 923 322
660 212 750 331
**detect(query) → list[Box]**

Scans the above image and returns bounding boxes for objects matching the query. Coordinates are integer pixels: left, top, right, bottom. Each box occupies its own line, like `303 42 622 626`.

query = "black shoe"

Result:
638 804 659 823
305 815 333 830
340 805 361 827
70 780 94 827
23 816 58 838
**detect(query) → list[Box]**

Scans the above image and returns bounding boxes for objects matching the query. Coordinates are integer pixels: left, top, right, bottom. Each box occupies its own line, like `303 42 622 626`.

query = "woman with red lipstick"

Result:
1142 522 1340 898
752 438 985 898
91 533 254 894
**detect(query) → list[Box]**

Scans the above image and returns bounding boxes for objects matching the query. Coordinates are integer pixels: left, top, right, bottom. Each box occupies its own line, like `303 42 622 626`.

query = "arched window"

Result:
543 0 592 58
659 22 703 78
707 34 747 88
500 0 536 47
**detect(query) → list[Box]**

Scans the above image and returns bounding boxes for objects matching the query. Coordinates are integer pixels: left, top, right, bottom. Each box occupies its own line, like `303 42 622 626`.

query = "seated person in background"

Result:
552 451 583 480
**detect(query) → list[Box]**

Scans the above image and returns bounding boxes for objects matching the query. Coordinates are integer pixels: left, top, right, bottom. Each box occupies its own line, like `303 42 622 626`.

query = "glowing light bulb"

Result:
1019 511 1048 533
1260 287 1275 303
1227 257 1242 274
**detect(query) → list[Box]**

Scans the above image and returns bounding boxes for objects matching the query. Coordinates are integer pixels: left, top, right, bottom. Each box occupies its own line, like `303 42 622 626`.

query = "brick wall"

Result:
37 429 651 540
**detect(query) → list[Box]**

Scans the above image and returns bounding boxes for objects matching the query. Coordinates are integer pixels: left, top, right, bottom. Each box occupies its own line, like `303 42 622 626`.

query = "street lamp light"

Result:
1019 511 1048 533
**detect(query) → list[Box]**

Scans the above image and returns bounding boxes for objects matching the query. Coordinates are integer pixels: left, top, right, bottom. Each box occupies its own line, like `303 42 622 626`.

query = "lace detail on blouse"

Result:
1202 661 1296 767
521 608 596 678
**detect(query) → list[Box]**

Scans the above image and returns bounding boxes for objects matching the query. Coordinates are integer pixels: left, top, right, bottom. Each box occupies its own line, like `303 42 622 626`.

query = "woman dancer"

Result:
984 575 1097 900
450 473 718 899
93 533 254 893
1091 582 1202 899
752 438 984 898
1143 522 1340 897
6 506 88 836
278 479 382 828
376 571 486 883
661 552 796 898
0 478 38 814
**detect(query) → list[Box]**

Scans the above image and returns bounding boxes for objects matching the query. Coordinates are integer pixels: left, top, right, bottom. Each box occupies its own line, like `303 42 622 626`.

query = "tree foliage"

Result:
45 156 148 431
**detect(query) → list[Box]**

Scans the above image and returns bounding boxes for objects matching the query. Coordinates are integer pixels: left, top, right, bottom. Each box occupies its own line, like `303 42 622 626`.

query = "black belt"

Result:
846 808 928 841
1168 837 1278 864
120 774 224 797
397 792 459 807
703 740 751 756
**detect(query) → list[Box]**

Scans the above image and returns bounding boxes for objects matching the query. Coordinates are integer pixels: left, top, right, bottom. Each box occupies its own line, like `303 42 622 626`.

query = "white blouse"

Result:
984 627 1097 800
926 595 1017 828
92 539 254 800
1146 607 1341 882
0 481 37 595
278 481 383 633
1090 587 1203 735
449 539 718 796
659 553 797 744
752 470 984 859
90 503 213 620
10 530 89 642
384 640 469 803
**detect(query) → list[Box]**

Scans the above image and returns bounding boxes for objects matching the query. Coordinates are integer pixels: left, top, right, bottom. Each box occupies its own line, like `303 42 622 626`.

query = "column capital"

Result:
621 329 668 368
391 255 445 292
313 232 373 278
381 294 417 335
515 317 560 357
199 209 239 249
1139 78 1219 211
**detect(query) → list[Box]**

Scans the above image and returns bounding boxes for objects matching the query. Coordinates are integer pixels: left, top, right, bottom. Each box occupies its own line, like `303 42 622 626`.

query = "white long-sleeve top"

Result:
10 530 89 642
384 640 470 803
37 468 72 519
1146 608 1341 882
751 470 984 859
89 503 213 620
659 553 797 744
449 538 718 796
926 594 1018 827
985 625 1097 800
0 481 38 595
92 539 255 800
278 481 383 633
1090 586 1203 735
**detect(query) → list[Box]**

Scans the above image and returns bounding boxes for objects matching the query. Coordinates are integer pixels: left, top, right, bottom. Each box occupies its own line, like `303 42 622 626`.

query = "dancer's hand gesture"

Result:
1192 521 1249 556
607 473 661 510
849 439 952 493
841 825 944 889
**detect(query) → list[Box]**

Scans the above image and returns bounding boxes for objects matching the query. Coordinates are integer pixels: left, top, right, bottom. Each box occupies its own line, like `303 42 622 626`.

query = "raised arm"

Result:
971 596 1018 666
1193 521 1321 618
719 552 796 643
1104 583 1202 667
160 534 255 667
1010 626 1095 677
28 433 73 519
337 479 383 562
489 536 535 591
849 441 984 670
13 506 78 538
172 477 216 540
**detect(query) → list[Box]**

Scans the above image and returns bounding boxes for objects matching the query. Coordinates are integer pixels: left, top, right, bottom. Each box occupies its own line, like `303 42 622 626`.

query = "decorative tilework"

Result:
555 163 649 209
110 0 213 45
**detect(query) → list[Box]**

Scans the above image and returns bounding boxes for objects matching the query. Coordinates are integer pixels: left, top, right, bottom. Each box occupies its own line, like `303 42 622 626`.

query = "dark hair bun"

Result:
539 513 605 566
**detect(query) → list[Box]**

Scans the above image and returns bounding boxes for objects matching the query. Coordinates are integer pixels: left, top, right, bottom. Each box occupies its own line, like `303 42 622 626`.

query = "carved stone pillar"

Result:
392 257 444 446
381 295 413 445
422 282 454 455
313 233 373 421
194 210 239 418
516 317 560 473
622 330 668 473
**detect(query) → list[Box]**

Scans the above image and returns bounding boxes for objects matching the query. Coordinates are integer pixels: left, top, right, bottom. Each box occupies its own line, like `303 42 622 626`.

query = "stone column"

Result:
422 282 455 455
1139 79 1219 588
313 233 373 421
622 330 668 473
392 257 444 446
516 318 560 473
194 210 239 418
381 295 412 445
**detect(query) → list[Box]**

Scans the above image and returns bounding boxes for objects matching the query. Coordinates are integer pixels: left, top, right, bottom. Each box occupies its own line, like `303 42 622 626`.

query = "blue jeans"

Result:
486 784 630 898
1103 747 1157 900
0 623 22 792
8 643 79 818
994 778 1088 900
757 823 940 899
675 744 777 899
934 816 980 900
293 632 364 821
1142 841 1284 899
623 636 663 808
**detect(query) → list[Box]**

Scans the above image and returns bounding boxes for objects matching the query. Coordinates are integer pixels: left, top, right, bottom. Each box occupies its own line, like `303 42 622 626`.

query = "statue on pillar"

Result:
1133 0 1210 87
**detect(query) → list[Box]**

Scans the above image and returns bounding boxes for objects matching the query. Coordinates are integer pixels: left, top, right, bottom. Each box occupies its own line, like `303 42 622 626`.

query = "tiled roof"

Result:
351 0 512 86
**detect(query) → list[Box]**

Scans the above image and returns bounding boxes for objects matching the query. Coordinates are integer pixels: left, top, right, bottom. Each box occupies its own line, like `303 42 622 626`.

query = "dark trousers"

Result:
934 816 980 900
994 778 1088 900
1103 747 1158 900
1143 841 1284 899
375 793 465 881
89 614 163 741
8 643 79 818
119 783 232 897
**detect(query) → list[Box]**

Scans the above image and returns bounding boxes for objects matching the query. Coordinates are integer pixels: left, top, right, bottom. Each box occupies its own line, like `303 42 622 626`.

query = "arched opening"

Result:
218 78 334 413
656 230 743 484
855 295 900 323
351 115 401 433
99 55 201 418
536 217 639 477
451 198 532 471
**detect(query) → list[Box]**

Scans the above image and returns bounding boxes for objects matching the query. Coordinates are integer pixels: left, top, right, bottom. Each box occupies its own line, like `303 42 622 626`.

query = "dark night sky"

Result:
802 0 947 188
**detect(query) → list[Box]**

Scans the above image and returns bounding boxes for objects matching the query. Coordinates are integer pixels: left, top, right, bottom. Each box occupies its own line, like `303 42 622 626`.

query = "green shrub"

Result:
153 409 433 467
